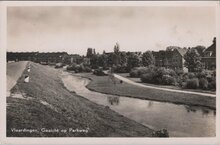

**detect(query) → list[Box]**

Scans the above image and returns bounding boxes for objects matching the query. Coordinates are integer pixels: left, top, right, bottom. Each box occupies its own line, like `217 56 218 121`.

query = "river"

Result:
61 71 216 137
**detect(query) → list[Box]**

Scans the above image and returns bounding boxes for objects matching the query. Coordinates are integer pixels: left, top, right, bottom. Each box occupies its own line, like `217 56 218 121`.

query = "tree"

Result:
193 45 206 56
119 52 127 66
184 48 203 72
86 48 93 58
113 42 121 66
166 46 181 51
114 42 120 54
142 51 155 66
98 53 108 69
90 54 99 69
127 52 140 71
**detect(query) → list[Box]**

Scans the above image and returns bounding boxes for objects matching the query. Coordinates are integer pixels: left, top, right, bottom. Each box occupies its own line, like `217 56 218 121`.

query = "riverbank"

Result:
7 62 154 137
80 73 215 109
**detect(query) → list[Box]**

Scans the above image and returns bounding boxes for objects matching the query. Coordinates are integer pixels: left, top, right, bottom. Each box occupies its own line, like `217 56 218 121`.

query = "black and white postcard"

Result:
0 1 219 145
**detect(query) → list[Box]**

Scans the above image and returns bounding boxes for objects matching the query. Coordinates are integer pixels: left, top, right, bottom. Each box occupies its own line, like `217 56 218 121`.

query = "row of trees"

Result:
87 43 156 71
86 43 207 73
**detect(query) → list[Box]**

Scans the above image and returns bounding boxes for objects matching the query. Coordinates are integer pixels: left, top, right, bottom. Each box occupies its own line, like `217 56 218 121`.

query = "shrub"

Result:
186 78 199 89
130 69 139 78
161 75 176 85
208 77 216 90
212 70 216 77
188 72 196 79
74 65 83 73
199 78 208 90
55 63 65 68
130 66 154 78
114 65 129 73
175 69 184 76
67 63 91 73
139 67 178 86
84 66 92 72
140 72 155 83
93 68 106 76
155 67 177 78
66 63 77 71
197 71 208 79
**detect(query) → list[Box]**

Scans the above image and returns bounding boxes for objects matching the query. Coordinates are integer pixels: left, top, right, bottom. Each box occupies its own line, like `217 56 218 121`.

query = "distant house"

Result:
201 37 216 70
153 48 188 72
7 52 38 62
7 52 68 64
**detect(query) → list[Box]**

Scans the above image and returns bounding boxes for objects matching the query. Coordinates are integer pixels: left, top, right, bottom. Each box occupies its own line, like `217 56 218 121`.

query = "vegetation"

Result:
93 68 106 76
184 48 203 72
129 66 216 91
67 63 92 73
142 51 155 67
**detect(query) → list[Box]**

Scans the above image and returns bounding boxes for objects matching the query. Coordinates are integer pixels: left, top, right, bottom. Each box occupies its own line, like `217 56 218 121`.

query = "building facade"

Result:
7 52 68 64
152 48 188 72
201 38 216 70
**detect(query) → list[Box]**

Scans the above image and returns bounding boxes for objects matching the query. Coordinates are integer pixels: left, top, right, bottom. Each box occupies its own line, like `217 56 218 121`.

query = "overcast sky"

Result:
7 6 216 55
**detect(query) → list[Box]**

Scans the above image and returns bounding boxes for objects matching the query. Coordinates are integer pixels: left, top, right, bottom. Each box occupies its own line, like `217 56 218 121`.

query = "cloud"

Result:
7 6 216 55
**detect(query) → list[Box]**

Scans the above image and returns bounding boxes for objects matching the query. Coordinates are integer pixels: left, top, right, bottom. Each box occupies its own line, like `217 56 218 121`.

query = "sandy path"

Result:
7 61 28 96
113 73 216 97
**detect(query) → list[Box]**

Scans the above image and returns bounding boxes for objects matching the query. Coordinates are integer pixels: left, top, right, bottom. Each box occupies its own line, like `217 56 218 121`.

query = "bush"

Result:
130 66 154 78
186 78 199 89
212 70 216 77
182 73 189 82
208 77 216 90
114 65 129 73
55 63 65 68
93 68 106 76
175 69 184 76
188 72 196 79
66 63 77 71
140 72 155 83
130 69 139 78
67 63 91 73
139 67 178 86
199 78 208 90
84 66 92 72
161 75 176 85
197 71 208 79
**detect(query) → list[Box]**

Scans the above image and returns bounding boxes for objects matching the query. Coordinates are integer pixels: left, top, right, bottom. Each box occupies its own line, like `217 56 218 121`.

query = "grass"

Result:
118 73 216 94
81 73 216 109
7 63 153 137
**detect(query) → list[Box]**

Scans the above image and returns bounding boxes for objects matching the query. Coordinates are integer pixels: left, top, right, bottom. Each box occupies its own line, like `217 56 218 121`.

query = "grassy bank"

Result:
81 73 215 109
118 73 216 94
7 62 153 137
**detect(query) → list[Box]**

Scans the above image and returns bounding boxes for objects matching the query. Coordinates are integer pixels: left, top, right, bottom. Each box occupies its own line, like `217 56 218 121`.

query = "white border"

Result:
0 1 220 145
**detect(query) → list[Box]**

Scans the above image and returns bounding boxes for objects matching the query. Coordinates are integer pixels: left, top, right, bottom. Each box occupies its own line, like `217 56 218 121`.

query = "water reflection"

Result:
107 96 120 106
202 109 210 116
184 105 213 116
147 101 153 108
184 106 197 113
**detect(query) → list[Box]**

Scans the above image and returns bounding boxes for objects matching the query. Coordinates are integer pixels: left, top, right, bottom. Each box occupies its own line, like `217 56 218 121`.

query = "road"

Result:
7 61 28 96
113 73 216 97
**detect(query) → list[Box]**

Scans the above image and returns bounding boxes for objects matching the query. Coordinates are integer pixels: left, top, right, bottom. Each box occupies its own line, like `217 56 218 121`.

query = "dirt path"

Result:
113 74 216 97
7 61 28 96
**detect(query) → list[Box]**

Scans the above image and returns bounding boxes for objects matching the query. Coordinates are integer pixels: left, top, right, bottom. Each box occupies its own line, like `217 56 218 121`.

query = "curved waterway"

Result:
61 72 215 137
